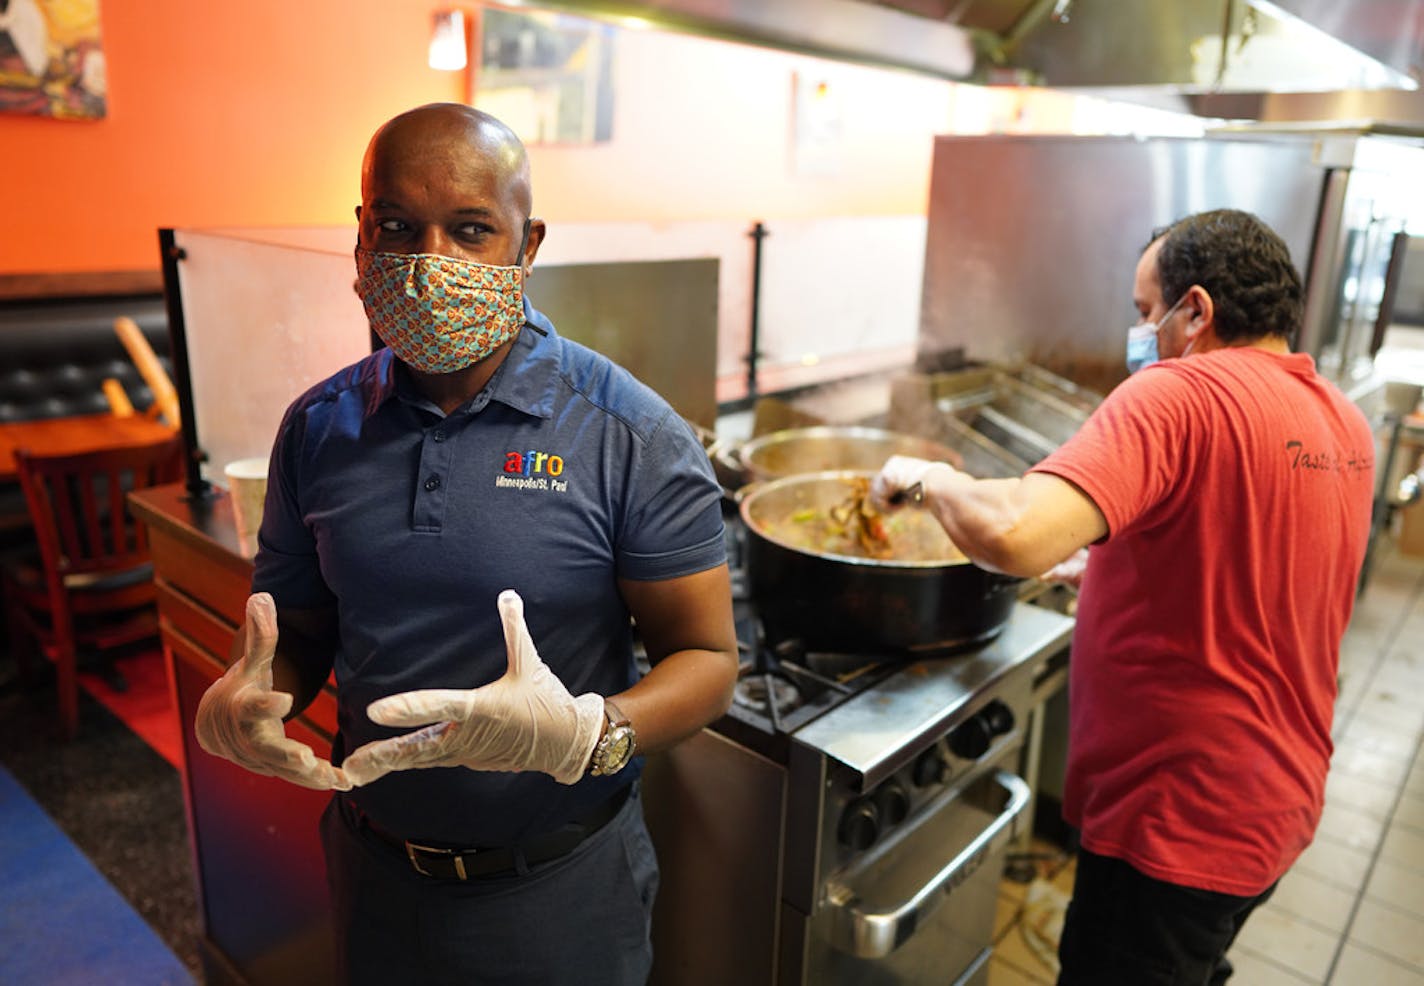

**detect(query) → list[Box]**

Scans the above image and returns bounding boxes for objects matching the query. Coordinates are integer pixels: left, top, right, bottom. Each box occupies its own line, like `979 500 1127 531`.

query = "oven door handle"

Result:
824 769 1031 959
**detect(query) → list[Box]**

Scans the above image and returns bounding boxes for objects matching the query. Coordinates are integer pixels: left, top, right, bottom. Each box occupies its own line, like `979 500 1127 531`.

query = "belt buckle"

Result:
405 841 470 880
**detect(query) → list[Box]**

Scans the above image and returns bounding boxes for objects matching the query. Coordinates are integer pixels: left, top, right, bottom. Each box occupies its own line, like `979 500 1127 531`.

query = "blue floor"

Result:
0 765 195 985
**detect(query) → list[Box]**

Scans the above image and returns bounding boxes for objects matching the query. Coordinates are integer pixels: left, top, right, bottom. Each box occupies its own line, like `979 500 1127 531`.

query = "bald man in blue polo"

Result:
195 102 739 985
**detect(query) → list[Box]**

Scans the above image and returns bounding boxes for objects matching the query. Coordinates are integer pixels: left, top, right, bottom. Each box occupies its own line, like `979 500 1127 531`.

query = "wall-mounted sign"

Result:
0 0 106 120
791 72 843 177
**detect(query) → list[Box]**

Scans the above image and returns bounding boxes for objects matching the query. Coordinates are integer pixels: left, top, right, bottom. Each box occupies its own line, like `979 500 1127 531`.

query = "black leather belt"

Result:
355 784 631 881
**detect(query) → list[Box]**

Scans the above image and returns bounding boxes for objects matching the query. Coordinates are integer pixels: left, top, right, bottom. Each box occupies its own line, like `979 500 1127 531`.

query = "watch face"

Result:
604 727 635 770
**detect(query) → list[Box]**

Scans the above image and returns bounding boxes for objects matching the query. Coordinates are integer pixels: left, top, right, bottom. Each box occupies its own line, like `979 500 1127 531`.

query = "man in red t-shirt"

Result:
872 209 1374 985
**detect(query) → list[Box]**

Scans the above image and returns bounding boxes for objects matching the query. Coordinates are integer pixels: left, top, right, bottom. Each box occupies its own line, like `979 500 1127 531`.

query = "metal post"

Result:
157 228 214 501
746 221 768 402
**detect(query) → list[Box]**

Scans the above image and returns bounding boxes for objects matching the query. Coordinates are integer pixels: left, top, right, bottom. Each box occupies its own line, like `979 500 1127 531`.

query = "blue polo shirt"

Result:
251 303 726 845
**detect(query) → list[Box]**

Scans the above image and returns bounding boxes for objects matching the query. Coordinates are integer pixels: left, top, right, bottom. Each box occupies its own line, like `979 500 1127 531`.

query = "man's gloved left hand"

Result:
340 589 605 787
1041 547 1089 588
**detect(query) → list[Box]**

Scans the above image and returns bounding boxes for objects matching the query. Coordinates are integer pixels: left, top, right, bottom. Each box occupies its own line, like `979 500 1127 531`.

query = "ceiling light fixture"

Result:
429 10 468 71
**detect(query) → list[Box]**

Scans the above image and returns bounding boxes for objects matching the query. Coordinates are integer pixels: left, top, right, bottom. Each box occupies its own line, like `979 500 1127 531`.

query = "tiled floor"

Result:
987 542 1424 985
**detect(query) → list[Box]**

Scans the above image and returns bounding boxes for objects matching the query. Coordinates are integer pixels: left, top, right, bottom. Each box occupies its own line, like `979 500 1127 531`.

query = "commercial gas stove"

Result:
641 512 1075 986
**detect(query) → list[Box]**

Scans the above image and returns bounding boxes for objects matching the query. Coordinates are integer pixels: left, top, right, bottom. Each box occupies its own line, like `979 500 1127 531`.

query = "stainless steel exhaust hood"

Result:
521 0 1420 117
503 0 978 79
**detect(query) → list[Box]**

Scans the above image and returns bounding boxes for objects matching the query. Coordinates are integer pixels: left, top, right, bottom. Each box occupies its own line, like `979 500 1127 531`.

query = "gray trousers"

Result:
321 788 657 986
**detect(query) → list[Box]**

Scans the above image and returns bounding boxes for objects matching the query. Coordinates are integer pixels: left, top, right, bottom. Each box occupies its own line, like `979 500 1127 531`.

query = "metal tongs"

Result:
888 481 924 507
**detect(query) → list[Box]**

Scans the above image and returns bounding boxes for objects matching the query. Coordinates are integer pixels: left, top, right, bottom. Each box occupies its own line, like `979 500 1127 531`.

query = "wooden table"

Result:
0 413 177 483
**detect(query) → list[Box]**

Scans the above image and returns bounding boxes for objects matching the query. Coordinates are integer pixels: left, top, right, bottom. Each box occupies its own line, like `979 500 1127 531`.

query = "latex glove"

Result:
869 454 959 512
341 590 605 788
195 593 352 791
1040 547 1089 588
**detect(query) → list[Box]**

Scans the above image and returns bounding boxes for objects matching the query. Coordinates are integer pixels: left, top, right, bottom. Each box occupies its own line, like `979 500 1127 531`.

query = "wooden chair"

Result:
1 435 183 739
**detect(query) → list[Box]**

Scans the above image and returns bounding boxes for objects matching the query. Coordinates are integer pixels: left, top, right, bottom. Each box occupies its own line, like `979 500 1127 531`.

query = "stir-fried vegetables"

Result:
766 477 966 563
827 476 891 554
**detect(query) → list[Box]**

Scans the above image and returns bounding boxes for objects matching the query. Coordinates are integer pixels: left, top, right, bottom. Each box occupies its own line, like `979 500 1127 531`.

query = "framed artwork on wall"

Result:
474 5 614 145
0 0 106 120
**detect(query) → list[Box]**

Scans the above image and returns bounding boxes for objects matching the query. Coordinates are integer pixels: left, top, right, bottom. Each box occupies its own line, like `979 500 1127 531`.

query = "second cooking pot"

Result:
739 470 1020 654
736 425 963 484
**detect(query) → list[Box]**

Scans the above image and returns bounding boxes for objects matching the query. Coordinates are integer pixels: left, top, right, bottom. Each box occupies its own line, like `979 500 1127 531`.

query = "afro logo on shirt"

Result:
494 448 569 493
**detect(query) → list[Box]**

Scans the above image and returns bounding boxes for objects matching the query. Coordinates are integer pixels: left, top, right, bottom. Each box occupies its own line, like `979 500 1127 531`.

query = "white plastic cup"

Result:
224 457 269 541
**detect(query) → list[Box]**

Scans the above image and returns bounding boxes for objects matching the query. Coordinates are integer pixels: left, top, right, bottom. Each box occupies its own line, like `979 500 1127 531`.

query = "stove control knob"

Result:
875 782 910 826
948 700 1016 760
838 797 880 850
912 747 948 787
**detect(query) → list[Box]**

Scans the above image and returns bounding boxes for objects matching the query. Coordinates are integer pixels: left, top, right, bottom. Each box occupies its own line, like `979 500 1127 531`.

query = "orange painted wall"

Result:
4 1 965 275
2 0 464 274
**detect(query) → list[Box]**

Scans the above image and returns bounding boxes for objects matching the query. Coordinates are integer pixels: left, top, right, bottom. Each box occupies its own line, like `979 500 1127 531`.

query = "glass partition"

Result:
531 219 750 397
535 215 926 401
163 215 927 491
755 215 924 394
169 227 369 488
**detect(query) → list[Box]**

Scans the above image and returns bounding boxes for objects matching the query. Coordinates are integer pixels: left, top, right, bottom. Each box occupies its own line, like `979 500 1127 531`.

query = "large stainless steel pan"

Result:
739 470 1020 653
736 426 962 485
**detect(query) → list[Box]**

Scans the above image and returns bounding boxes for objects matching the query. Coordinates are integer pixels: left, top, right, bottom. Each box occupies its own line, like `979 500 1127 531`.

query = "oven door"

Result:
807 770 1030 986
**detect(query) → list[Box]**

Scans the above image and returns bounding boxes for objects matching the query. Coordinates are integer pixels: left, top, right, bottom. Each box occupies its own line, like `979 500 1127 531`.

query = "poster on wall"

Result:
475 6 614 145
0 0 106 120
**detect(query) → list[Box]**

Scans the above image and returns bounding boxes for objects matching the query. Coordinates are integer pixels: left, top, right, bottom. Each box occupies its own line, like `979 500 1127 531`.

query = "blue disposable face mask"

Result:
1125 295 1186 374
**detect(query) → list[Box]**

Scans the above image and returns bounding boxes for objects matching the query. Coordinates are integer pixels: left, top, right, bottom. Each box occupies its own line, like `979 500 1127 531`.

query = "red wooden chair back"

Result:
7 435 184 737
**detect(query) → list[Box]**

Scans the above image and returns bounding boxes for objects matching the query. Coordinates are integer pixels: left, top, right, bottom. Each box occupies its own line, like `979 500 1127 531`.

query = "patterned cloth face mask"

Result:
355 219 531 375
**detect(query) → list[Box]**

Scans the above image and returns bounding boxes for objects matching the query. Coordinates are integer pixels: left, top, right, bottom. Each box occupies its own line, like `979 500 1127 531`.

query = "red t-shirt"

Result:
1031 347 1374 895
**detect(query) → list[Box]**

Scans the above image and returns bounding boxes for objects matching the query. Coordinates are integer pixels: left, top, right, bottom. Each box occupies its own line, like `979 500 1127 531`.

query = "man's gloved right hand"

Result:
340 590 604 788
195 592 352 791
869 455 965 513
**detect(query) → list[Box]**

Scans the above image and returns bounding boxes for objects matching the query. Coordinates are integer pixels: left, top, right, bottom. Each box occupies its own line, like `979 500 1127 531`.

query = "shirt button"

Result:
433 430 445 442
424 475 441 491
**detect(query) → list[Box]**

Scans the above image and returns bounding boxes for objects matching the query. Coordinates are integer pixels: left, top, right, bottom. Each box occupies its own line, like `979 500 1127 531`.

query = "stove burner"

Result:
734 674 802 717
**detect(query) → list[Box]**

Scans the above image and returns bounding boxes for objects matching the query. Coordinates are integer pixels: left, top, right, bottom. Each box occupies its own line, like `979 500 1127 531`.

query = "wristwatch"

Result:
588 699 636 777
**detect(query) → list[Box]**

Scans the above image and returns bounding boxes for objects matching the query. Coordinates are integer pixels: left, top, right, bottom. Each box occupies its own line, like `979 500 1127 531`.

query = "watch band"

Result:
603 698 631 730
